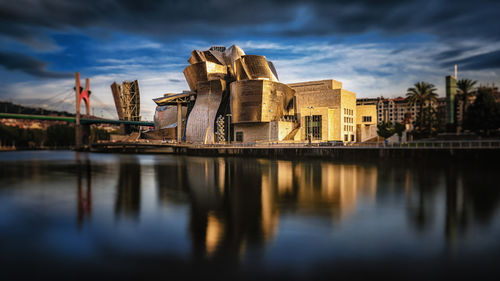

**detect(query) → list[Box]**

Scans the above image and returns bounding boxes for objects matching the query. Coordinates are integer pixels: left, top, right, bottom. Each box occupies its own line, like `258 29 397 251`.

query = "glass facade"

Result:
305 115 322 140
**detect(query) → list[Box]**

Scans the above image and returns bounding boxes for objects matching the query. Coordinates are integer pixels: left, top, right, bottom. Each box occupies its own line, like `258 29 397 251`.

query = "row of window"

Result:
343 108 353 115
344 134 355 141
377 104 419 108
344 116 354 123
362 116 372 122
379 117 405 121
378 112 414 116
379 108 416 112
344 125 353 132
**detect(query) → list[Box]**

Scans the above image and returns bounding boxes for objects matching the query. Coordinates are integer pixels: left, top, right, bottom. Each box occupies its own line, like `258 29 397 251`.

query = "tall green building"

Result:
446 75 457 125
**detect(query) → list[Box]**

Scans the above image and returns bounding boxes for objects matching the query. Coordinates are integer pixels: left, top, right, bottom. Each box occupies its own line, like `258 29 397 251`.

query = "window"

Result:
351 135 354 141
305 115 322 140
363 116 372 122
344 134 348 141
236 132 243 142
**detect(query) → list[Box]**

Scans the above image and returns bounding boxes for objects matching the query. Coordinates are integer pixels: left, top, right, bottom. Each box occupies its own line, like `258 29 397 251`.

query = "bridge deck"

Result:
0 113 154 126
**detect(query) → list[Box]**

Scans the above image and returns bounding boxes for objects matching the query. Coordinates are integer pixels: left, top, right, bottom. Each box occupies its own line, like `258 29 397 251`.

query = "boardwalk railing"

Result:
184 140 500 149
346 140 500 149
94 139 500 150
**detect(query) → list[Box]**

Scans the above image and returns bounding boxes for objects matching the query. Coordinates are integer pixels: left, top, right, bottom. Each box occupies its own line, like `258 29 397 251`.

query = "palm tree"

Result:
456 79 477 125
406 81 437 132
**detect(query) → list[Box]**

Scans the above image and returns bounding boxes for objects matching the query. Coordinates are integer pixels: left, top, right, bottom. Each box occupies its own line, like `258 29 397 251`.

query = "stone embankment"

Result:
90 141 500 161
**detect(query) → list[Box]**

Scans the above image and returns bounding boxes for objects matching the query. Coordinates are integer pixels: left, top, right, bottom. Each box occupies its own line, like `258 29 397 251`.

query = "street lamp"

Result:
226 113 232 144
306 106 314 144
268 109 273 143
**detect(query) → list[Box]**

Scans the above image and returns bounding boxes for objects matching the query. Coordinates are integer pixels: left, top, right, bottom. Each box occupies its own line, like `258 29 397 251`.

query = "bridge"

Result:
0 113 154 126
0 72 154 149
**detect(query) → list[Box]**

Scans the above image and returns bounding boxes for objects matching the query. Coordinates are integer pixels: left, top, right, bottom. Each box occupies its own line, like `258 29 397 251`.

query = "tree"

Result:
394 122 406 142
407 81 437 131
46 124 75 147
377 122 395 139
418 106 440 136
464 88 500 136
456 79 477 125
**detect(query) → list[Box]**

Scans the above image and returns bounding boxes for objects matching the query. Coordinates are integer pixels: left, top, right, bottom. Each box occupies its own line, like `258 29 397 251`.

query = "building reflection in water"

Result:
76 154 92 228
155 157 378 261
115 158 141 220
401 161 500 254
269 160 377 221
68 153 500 262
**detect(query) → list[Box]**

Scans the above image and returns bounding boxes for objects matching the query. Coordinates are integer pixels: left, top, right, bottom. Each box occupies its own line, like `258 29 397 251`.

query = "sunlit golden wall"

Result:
289 80 357 141
230 79 294 124
355 104 377 142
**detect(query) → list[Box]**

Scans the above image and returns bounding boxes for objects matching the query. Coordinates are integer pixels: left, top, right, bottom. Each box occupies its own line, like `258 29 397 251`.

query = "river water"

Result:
0 151 499 280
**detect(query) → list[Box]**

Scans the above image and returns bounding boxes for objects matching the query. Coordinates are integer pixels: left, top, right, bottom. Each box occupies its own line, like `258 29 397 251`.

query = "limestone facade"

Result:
288 80 357 142
355 104 377 142
233 121 297 143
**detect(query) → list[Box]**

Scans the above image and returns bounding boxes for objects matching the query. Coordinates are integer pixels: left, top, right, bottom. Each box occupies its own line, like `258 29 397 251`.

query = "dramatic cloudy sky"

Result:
1 0 499 119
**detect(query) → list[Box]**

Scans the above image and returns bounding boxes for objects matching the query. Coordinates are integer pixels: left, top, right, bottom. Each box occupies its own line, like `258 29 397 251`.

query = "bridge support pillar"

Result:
75 122 81 150
75 72 91 150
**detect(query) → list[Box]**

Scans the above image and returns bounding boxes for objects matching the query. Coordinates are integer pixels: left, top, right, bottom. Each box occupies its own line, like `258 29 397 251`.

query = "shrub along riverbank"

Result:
0 124 110 149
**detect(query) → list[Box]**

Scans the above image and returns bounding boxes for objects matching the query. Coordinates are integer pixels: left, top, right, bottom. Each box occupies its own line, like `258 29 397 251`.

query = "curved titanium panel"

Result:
187 49 225 65
230 80 263 123
223 45 245 66
204 50 225 65
223 45 246 77
154 105 186 130
187 50 205 65
234 55 278 82
267 61 279 81
183 62 227 91
230 80 295 123
185 79 226 144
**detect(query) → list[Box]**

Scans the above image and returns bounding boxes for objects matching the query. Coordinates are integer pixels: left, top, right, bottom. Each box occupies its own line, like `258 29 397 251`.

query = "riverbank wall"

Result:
89 142 500 161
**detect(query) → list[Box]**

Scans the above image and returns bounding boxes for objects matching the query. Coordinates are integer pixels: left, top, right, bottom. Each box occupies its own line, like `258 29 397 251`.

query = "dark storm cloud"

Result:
434 49 468 62
432 46 478 62
1 0 499 42
449 50 500 70
0 51 72 78
1 0 499 73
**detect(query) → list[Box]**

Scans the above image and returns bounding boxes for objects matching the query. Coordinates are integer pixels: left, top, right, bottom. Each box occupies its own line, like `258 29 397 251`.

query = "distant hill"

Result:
0 101 74 117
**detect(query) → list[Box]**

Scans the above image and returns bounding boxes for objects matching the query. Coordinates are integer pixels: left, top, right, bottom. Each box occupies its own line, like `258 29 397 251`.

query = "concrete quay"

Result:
90 141 500 161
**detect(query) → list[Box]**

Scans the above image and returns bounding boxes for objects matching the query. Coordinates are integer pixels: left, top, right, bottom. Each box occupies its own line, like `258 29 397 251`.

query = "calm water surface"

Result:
0 151 499 280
